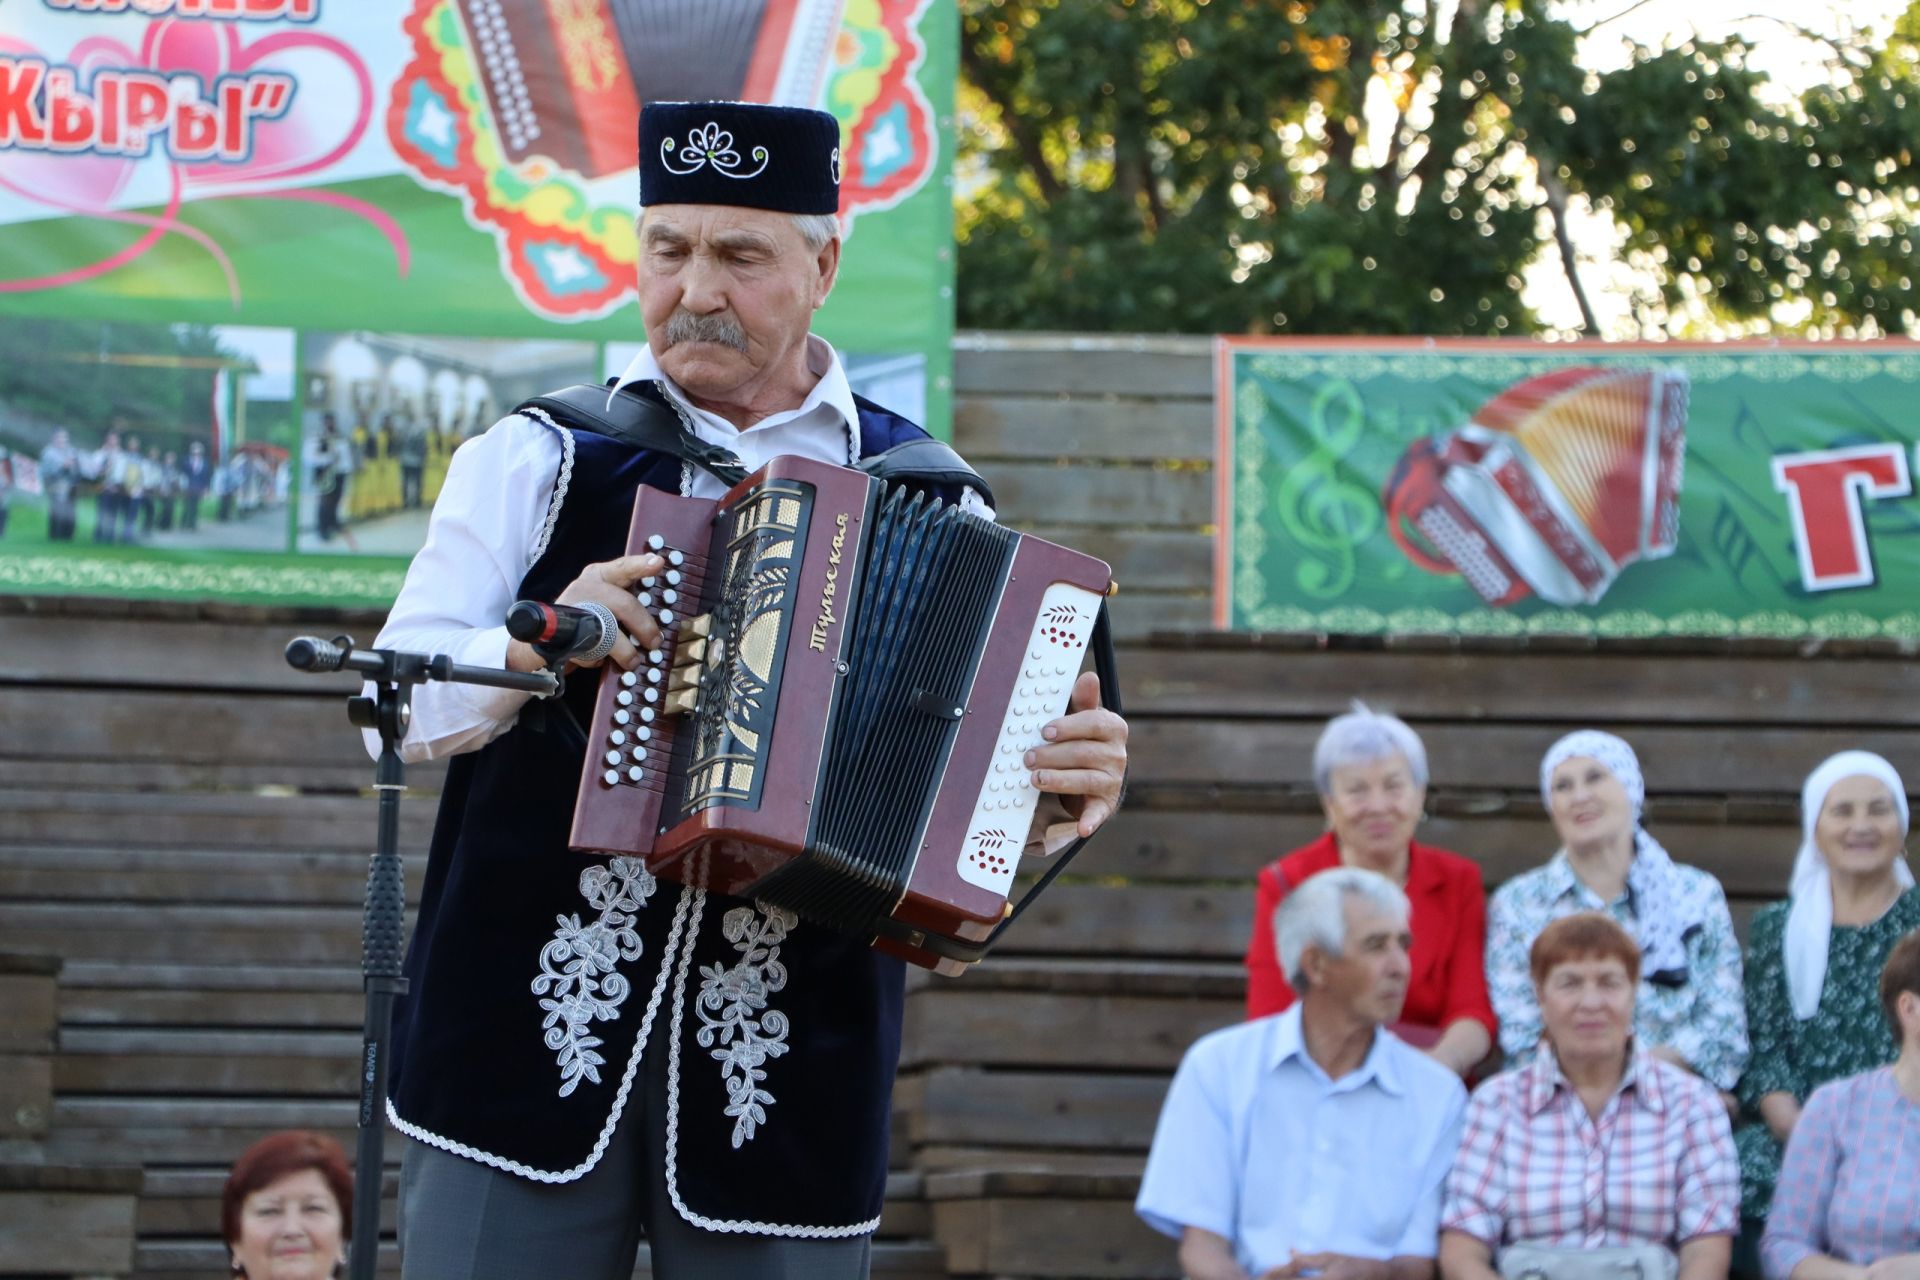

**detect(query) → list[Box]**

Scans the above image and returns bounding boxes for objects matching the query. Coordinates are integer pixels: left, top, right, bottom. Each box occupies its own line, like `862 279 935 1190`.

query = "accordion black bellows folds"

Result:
568 457 1114 974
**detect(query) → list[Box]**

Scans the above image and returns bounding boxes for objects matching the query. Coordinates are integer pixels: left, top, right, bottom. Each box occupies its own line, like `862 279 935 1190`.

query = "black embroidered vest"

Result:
388 387 966 1234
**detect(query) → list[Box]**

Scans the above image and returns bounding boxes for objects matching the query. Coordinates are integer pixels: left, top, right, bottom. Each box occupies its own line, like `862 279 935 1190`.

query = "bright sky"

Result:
1526 0 1913 334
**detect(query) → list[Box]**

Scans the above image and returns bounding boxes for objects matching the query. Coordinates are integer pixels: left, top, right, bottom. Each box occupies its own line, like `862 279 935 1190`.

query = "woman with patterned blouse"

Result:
1486 731 1748 1092
1762 930 1920 1280
1738 753 1919 1230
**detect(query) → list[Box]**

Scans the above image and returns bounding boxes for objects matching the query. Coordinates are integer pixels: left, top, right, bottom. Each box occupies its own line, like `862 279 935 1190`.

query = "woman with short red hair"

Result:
221 1130 351 1279
1440 914 1739 1280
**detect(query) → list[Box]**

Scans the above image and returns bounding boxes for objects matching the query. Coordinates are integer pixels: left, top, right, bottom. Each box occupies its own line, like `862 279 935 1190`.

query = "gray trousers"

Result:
397 1035 873 1279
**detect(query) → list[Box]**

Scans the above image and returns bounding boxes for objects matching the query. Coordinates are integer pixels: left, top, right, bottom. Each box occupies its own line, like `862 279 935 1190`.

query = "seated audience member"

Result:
1486 730 1748 1091
1245 703 1496 1076
1761 930 1920 1280
1738 753 1919 1234
1140 867 1468 1280
1440 914 1739 1280
222 1130 351 1279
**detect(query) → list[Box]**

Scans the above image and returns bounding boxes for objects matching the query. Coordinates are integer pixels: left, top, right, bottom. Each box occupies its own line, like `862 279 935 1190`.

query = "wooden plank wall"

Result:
954 332 1214 641
4 334 1920 1280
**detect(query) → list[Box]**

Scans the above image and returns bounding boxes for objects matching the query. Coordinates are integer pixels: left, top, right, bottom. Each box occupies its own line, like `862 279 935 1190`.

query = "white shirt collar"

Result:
609 334 859 442
1266 1003 1405 1096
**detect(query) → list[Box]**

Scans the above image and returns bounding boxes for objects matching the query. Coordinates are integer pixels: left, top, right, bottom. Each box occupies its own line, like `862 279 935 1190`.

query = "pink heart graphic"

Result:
138 19 372 186
0 35 140 212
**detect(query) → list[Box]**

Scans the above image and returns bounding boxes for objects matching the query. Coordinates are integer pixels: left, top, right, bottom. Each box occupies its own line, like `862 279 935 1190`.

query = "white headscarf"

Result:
1540 729 1700 983
1784 751 1914 1020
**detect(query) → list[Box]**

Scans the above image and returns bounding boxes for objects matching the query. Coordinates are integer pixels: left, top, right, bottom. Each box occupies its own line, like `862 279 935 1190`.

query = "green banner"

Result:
1218 340 1920 640
0 0 955 605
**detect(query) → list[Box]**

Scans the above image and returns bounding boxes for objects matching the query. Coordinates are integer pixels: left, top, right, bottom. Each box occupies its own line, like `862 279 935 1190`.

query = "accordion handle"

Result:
1382 436 1458 575
888 596 1125 968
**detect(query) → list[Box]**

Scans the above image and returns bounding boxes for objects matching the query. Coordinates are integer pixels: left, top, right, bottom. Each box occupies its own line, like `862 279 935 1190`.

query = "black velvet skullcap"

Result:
638 101 841 215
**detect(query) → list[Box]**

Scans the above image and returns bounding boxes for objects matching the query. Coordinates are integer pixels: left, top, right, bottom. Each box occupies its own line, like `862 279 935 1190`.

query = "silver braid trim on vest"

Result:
517 406 576 563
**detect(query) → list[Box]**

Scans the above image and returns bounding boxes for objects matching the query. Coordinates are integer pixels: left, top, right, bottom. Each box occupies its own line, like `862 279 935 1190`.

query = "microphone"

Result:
506 599 619 665
286 634 352 672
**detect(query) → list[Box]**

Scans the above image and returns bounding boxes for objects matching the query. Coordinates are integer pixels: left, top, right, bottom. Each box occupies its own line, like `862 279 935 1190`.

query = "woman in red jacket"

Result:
1245 702 1496 1076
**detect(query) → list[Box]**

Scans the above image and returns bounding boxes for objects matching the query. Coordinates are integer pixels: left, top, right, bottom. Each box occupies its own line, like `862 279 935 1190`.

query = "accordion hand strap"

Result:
887 597 1123 968
515 382 750 488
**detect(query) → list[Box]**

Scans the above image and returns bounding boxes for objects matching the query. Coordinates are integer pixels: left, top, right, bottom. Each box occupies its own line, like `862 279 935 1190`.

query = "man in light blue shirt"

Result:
1136 867 1468 1280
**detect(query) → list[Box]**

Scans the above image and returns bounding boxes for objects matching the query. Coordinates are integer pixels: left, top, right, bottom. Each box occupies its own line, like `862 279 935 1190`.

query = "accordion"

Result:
457 0 846 178
1384 365 1689 606
567 456 1114 974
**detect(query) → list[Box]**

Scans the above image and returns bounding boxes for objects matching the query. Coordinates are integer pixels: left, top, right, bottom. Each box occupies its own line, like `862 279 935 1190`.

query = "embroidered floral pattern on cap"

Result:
661 123 771 180
533 857 657 1097
696 903 795 1148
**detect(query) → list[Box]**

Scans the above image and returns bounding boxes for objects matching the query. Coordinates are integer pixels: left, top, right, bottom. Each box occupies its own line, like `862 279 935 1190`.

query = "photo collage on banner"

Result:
0 0 956 606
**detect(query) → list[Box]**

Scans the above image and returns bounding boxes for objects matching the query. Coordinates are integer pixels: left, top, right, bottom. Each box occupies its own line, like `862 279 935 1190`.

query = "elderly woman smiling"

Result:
1440 914 1740 1280
1485 730 1748 1092
1246 702 1497 1076
1738 753 1919 1234
223 1130 351 1279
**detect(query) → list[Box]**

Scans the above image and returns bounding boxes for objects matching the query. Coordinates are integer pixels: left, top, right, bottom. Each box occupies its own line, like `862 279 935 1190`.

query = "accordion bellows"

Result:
568 457 1112 975
458 0 846 178
1385 366 1689 606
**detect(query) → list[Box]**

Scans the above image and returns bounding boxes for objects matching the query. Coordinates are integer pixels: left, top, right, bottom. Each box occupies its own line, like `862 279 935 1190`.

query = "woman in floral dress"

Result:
1737 752 1919 1240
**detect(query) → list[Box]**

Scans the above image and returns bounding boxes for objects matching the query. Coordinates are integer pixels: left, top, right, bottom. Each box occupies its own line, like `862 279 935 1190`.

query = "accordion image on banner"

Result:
458 0 847 179
1383 366 1690 607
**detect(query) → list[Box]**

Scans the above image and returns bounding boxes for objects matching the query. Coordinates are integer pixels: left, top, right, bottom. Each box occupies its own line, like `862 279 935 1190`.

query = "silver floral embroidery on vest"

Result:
696 904 796 1147
660 122 771 180
533 857 657 1097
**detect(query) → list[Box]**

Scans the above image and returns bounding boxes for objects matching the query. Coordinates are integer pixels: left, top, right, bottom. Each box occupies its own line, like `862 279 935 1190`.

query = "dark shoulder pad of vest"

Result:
513 383 689 455
855 438 996 510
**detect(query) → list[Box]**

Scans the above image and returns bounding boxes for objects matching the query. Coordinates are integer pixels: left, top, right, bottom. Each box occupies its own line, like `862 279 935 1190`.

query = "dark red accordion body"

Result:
569 457 1112 974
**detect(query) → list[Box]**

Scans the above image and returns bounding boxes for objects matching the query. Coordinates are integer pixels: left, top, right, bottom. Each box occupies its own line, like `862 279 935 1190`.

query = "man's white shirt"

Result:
369 336 986 762
1134 1005 1467 1275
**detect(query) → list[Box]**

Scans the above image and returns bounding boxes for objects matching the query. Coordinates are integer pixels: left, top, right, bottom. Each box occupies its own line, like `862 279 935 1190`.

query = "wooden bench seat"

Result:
130 1238 953 1280
928 1166 1167 1280
0 1163 143 1278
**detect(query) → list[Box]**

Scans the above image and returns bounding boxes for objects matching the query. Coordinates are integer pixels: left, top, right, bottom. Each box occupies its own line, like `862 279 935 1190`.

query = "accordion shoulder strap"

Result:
514 382 750 488
518 383 994 505
855 438 996 510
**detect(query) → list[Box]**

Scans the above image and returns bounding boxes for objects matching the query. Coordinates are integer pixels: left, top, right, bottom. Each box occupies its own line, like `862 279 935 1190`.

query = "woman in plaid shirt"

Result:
1439 914 1740 1280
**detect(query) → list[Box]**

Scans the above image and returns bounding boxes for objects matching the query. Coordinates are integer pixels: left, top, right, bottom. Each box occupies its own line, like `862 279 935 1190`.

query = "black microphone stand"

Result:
283 634 560 1280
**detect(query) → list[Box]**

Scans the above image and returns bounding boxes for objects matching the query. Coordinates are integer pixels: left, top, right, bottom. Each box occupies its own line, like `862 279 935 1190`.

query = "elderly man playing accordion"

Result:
368 101 1128 1279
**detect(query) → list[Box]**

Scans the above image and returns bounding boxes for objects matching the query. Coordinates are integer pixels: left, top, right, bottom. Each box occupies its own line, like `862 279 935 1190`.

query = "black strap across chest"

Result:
514 381 996 509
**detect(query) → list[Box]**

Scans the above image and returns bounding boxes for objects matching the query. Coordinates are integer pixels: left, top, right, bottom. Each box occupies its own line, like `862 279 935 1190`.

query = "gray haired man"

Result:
1138 868 1468 1280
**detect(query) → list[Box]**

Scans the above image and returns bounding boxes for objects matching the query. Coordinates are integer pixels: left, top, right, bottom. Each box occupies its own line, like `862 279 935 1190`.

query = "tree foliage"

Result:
956 0 1920 337
0 319 253 450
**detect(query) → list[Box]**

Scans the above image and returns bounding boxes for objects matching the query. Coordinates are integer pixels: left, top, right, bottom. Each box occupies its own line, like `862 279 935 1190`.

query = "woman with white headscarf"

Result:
1485 730 1749 1091
1734 752 1918 1234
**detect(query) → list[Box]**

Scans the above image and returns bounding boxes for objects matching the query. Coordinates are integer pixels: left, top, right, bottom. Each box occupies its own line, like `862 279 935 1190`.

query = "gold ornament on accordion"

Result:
1384 365 1690 606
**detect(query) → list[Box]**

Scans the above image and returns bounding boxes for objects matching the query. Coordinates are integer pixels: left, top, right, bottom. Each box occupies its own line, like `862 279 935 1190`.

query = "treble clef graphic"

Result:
1268 378 1379 598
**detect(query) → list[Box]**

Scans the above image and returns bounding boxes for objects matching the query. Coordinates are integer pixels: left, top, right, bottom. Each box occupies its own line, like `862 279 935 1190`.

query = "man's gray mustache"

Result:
664 311 748 352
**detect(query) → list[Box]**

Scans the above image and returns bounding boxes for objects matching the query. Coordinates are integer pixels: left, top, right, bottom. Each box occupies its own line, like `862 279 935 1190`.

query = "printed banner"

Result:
1216 339 1920 640
0 0 954 605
